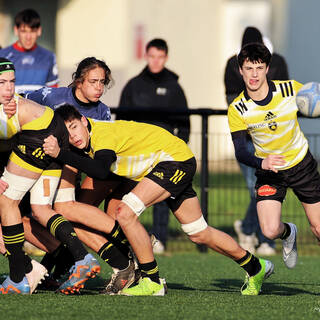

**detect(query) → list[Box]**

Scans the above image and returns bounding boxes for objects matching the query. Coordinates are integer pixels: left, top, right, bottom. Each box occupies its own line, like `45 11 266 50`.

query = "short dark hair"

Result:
146 38 168 54
69 57 114 89
55 104 82 122
0 57 15 74
15 9 41 29
237 43 272 68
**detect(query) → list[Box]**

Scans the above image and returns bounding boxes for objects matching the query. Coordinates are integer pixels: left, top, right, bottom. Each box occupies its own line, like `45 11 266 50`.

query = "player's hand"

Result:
261 155 286 173
3 98 17 119
43 135 60 158
0 179 8 194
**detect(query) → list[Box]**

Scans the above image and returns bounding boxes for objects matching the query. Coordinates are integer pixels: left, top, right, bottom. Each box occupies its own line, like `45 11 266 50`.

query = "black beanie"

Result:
241 27 263 48
0 57 15 74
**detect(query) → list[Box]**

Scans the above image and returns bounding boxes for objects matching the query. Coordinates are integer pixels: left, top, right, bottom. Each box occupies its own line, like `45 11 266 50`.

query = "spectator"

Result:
0 8 59 93
118 38 190 254
224 26 289 256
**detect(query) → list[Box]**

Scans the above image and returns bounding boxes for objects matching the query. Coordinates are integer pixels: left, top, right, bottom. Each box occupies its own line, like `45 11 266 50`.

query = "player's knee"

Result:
260 224 279 240
120 192 146 217
181 216 208 243
53 200 75 219
116 202 137 226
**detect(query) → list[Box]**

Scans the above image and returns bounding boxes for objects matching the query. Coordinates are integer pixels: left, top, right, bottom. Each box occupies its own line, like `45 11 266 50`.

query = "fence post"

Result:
197 112 209 253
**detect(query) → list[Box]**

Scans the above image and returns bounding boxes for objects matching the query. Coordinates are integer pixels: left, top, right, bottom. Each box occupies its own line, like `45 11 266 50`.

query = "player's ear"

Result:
266 66 269 74
37 26 42 37
80 116 88 127
14 26 19 37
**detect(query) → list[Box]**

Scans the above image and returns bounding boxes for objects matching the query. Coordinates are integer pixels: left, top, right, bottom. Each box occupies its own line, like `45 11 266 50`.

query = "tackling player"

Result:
43 104 275 296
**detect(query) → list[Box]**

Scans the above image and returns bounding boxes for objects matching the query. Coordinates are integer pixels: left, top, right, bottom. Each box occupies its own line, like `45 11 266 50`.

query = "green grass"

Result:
1 253 320 320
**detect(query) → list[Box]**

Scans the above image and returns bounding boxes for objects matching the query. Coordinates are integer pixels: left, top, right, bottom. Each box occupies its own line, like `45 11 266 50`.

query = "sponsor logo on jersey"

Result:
153 171 164 179
22 56 35 65
32 147 45 159
268 121 277 131
257 185 277 196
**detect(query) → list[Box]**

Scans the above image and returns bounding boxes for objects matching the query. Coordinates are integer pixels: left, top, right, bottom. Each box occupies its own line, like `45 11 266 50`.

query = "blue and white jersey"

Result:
0 42 59 93
25 86 111 121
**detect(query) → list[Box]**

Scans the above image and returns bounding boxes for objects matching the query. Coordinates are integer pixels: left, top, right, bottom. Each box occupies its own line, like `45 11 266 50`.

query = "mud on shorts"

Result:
145 157 197 212
255 150 320 204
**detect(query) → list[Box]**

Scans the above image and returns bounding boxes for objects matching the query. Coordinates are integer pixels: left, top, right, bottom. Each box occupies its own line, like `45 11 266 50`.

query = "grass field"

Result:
1 253 320 320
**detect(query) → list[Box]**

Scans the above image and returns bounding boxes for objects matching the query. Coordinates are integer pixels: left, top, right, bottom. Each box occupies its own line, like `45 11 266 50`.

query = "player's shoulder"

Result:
272 79 303 94
0 45 14 55
229 91 246 107
35 45 56 57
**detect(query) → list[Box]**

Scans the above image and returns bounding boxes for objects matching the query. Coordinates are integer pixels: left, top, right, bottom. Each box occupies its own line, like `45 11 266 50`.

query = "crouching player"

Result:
0 58 100 294
43 104 274 296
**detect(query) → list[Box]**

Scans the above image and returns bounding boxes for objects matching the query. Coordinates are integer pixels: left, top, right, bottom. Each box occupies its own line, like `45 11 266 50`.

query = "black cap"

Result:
0 57 15 74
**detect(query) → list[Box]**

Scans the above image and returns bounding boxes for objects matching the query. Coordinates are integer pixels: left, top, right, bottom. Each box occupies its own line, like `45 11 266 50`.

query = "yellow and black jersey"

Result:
228 80 308 170
86 118 194 181
11 107 69 173
0 95 20 140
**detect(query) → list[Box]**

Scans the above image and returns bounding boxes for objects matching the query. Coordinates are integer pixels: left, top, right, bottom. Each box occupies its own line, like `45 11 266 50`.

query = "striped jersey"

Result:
228 80 308 170
86 118 194 181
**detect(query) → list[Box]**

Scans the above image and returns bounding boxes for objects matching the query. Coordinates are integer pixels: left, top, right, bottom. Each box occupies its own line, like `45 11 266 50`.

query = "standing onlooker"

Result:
224 26 289 255
118 38 190 254
0 8 59 93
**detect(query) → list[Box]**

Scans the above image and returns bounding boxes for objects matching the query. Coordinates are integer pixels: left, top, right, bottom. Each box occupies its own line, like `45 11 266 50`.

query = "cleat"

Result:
23 241 45 257
0 276 30 295
241 258 274 295
37 274 61 291
100 260 136 295
26 259 48 294
282 223 298 269
121 277 167 296
58 253 100 295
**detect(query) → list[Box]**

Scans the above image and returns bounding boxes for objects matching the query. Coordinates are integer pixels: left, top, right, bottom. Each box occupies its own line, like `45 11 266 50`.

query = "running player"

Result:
0 58 100 295
43 104 275 296
228 42 320 270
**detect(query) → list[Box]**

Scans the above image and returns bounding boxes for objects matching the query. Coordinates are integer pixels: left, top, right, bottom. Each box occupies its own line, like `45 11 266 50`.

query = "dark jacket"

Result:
118 66 190 143
224 53 289 105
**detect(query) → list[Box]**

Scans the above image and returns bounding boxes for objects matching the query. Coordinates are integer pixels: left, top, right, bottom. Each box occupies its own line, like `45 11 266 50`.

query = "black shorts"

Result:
146 157 197 212
255 150 320 204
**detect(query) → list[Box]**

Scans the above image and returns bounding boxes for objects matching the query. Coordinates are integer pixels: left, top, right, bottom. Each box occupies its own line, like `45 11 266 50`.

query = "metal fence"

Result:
111 108 320 254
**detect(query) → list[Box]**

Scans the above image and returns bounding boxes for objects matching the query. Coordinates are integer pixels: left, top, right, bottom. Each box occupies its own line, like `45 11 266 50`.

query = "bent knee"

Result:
260 224 280 240
116 203 137 225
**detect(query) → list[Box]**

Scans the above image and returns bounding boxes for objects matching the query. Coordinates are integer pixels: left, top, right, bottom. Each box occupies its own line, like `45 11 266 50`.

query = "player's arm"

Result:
231 130 262 168
43 135 116 179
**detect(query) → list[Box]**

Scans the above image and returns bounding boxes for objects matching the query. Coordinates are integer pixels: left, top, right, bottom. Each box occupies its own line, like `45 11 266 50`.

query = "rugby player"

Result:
0 58 100 295
43 104 274 296
228 42 320 270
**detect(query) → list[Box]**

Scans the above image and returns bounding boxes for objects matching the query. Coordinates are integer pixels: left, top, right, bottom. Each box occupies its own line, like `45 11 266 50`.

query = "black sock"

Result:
108 221 128 246
98 241 129 270
139 260 160 283
236 251 261 277
46 214 87 262
280 223 291 239
2 223 26 283
52 246 75 280
24 253 32 274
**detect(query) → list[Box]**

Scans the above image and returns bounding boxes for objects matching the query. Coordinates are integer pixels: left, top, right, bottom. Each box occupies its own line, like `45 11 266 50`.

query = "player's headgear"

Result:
0 58 15 74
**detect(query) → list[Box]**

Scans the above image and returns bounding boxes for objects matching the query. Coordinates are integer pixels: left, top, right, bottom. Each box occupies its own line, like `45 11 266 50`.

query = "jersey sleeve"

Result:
227 103 247 133
45 53 59 87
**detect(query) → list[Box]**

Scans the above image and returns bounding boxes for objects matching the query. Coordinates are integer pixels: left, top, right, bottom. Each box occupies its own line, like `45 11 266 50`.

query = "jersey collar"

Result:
13 41 37 52
244 80 276 106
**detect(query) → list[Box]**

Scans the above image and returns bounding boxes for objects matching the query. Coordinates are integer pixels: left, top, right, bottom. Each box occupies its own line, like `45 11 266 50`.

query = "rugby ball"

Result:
296 82 320 117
